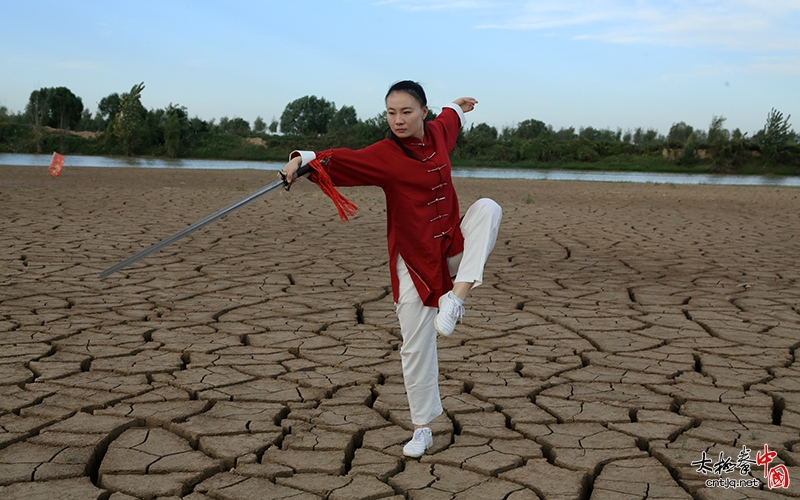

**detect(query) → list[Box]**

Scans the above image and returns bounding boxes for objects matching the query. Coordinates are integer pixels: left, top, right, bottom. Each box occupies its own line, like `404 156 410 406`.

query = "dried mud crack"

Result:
1 165 799 499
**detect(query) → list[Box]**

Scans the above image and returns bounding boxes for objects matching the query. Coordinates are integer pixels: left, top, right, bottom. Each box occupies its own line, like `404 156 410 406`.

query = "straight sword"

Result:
98 165 310 278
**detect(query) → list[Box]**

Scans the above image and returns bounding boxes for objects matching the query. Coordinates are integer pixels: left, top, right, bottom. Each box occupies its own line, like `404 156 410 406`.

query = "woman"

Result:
279 81 502 457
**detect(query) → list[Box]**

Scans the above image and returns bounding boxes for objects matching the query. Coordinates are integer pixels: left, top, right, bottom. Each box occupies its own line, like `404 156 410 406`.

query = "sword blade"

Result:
99 166 308 278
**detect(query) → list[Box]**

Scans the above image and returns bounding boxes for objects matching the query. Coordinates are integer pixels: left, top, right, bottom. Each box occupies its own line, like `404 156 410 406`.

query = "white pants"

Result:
395 198 502 425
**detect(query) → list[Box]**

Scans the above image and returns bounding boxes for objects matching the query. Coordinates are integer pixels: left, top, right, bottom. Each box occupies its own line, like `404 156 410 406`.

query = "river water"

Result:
2 153 799 187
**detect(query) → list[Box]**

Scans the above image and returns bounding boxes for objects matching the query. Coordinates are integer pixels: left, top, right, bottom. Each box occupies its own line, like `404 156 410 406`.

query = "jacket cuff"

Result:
289 150 317 166
443 103 466 129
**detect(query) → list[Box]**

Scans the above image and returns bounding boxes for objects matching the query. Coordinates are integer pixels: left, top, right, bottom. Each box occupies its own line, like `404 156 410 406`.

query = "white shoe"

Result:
402 427 433 458
434 291 464 337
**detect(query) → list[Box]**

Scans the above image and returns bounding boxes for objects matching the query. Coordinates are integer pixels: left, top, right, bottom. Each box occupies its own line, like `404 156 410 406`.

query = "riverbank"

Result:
4 153 800 187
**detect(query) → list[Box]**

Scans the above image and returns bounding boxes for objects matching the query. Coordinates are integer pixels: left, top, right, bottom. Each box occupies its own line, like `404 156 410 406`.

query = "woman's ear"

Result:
422 106 429 120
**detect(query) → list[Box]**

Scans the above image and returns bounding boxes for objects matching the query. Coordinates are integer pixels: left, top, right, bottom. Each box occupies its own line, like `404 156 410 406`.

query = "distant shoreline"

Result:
2 155 799 188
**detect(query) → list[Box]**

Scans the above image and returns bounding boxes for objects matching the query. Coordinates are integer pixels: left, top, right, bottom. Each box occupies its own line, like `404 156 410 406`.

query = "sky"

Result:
1 0 798 137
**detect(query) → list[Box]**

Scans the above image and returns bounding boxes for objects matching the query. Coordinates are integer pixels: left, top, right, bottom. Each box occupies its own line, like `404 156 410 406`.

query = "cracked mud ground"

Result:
1 165 799 500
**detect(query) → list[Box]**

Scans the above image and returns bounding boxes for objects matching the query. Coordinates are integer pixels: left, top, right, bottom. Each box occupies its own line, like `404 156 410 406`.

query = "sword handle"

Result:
281 163 312 190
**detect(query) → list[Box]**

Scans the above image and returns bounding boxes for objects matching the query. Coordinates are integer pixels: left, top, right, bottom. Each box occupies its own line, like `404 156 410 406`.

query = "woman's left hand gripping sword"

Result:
98 165 311 278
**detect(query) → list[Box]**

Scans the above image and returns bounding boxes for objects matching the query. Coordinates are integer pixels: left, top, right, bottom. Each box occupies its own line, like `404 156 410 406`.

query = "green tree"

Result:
113 82 146 156
668 122 694 144
164 113 180 158
351 111 387 144
677 132 700 166
268 118 278 134
564 137 600 162
553 127 576 142
189 116 209 134
215 116 228 134
47 87 84 130
52 87 83 152
217 117 250 136
707 115 731 168
24 87 82 152
329 105 359 132
145 107 166 146
633 127 660 146
579 127 620 143
511 119 547 139
97 93 121 128
26 87 83 131
279 95 336 135
707 116 729 145
253 116 266 134
622 130 633 144
760 108 793 164
26 89 49 127
467 123 498 141
519 137 559 162
25 89 48 153
163 104 188 158
692 129 708 143
232 117 251 136
579 126 598 141
96 93 123 146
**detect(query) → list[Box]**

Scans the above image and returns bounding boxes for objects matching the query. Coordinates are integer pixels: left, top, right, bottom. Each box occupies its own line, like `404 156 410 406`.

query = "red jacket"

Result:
299 106 465 307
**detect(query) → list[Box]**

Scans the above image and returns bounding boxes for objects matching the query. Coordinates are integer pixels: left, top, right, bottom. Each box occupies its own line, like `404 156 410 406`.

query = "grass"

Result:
453 154 799 176
454 155 717 175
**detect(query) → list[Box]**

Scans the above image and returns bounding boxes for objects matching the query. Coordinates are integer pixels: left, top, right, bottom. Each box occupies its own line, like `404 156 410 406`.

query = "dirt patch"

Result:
42 126 101 139
246 137 266 147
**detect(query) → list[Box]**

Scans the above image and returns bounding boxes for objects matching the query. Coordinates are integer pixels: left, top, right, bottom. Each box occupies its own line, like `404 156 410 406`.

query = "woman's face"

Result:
386 91 428 140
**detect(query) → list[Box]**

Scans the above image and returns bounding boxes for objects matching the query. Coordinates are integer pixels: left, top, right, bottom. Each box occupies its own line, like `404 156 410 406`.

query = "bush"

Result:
488 142 521 162
563 138 600 162
519 138 560 162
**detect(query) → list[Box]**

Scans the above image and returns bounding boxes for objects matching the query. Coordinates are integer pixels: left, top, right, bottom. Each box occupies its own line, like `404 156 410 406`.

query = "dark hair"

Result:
385 80 430 161
385 80 427 107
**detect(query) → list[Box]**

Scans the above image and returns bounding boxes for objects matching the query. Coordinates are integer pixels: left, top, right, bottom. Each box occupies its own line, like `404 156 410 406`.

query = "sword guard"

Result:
280 169 292 191
280 164 313 191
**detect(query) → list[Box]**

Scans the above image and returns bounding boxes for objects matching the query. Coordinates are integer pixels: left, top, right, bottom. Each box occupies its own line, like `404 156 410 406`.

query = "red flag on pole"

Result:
49 152 64 177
